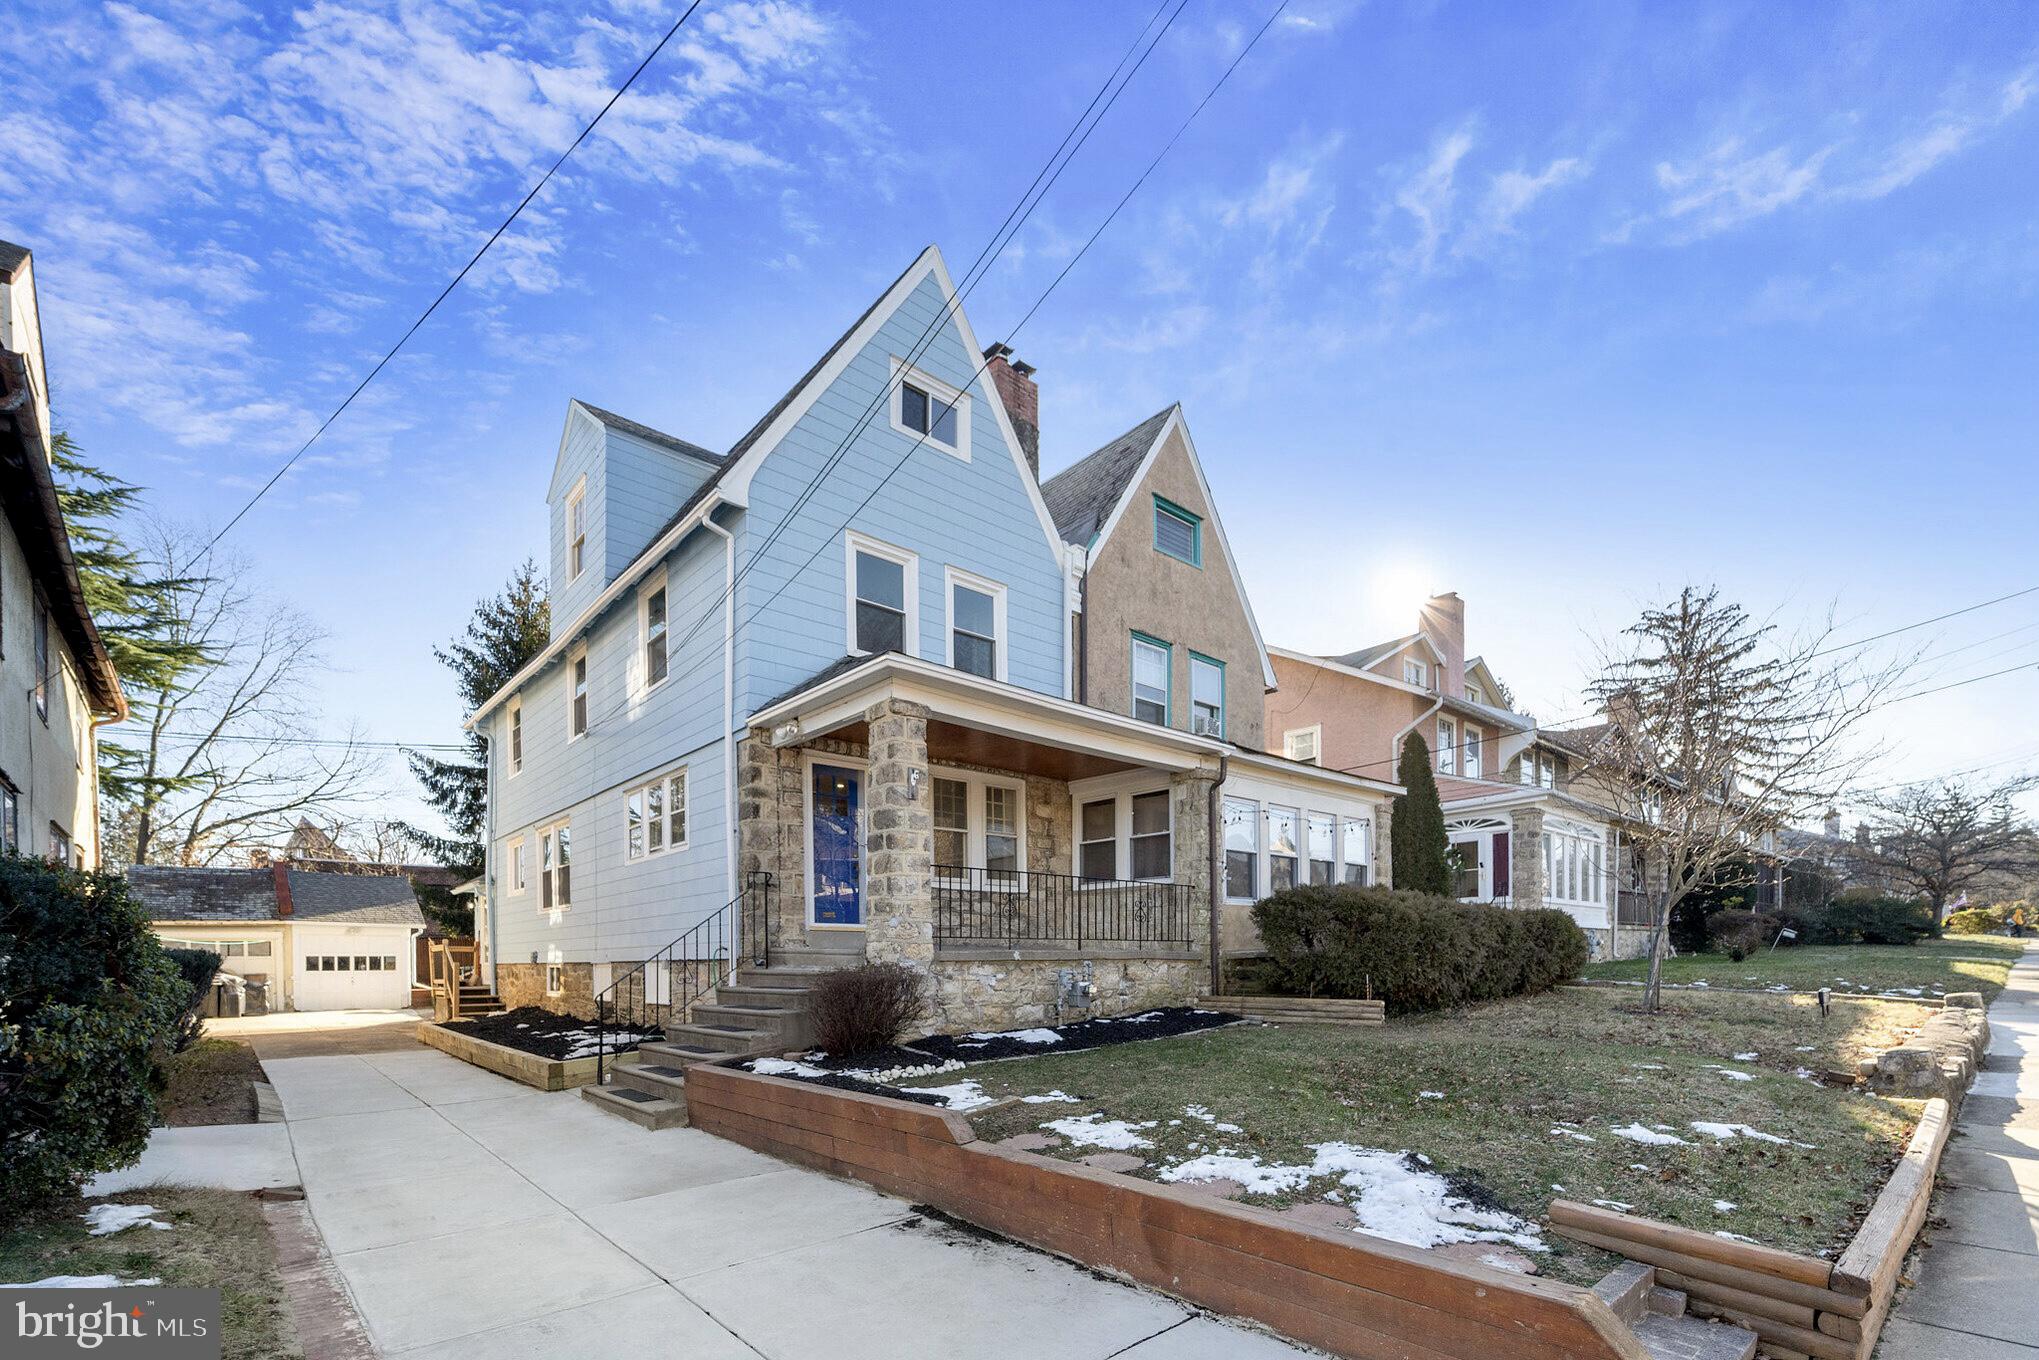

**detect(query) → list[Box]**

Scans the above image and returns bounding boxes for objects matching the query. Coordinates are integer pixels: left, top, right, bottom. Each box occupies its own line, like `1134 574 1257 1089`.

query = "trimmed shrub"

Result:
1820 891 1938 946
1705 909 1778 961
1 856 188 1220
808 963 927 1056
163 947 223 1053
1945 906 2007 936
1251 884 1589 1014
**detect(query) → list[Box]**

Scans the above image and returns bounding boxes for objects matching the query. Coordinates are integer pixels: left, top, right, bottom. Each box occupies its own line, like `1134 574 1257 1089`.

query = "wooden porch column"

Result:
864 699 935 972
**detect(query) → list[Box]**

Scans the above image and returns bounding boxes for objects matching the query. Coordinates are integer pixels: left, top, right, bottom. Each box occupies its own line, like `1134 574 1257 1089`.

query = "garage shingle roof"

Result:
285 871 425 925
127 867 275 923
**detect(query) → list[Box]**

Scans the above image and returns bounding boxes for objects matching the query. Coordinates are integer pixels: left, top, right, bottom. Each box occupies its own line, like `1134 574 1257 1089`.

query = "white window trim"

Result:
1130 635 1170 725
507 835 527 894
507 699 524 777
1463 723 1483 779
625 765 690 862
638 570 670 695
844 531 920 659
544 961 564 997
942 565 1008 683
565 479 588 582
1069 780 1175 884
1222 795 1260 902
887 356 971 461
930 766 1028 880
1340 814 1374 887
1404 657 1429 688
1543 816 1609 909
538 820 572 913
568 645 590 741
1445 815 1511 902
1264 803 1301 892
1283 725 1322 765
1188 653 1225 738
1438 717 1458 774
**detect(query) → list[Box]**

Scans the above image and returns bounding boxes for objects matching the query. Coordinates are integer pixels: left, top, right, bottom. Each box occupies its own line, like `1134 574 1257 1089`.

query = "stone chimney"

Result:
272 863 294 918
1418 592 1467 696
1823 809 1841 839
984 343 1039 479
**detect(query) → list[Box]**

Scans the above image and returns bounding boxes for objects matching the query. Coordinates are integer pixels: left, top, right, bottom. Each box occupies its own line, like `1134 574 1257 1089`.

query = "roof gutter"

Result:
467 488 735 729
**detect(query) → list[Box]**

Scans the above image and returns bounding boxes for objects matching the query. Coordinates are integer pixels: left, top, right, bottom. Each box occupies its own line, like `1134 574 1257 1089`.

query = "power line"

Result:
129 731 466 753
203 0 707 552
1810 584 2039 659
1874 659 2037 708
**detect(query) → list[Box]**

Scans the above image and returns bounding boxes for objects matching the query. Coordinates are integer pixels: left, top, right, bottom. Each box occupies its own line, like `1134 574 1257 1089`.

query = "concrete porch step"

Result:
635 1040 731 1067
1631 1312 1758 1360
690 1003 809 1042
580 1083 687 1130
611 1063 690 1100
664 1022 779 1056
715 983 813 1011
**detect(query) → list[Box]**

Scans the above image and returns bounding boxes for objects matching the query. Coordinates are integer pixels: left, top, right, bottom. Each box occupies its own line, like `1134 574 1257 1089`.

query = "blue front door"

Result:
811 764 863 927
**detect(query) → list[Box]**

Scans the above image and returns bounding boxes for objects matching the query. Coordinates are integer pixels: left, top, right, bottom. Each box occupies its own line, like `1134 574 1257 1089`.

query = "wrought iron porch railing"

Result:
932 865 1193 951
594 871 774 1087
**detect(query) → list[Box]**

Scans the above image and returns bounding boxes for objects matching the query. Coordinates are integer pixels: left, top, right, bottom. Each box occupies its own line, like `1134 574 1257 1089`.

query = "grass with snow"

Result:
0 1189 292 1359
1583 937 2023 1000
946 986 1922 1284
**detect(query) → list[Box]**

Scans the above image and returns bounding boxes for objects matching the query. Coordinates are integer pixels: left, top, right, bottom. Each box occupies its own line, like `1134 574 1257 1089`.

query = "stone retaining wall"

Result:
1864 993 1990 1102
928 953 1200 1031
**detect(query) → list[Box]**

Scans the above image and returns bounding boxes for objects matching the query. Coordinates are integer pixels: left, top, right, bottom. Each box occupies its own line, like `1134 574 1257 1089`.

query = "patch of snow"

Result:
1732 1052 1759 1062
1183 1105 1244 1132
1019 1091 1079 1104
965 1027 1063 1045
1610 1124 1689 1146
1550 1183 1567 1192
1713 1200 1737 1213
1690 1121 1812 1148
899 1080 996 1111
1591 1199 1634 1212
749 1057 829 1078
1418 1091 1446 1100
1631 1063 1666 1071
1706 1066 1757 1082
1628 1163 1652 1172
1 1276 162 1289
1795 1046 1817 1053
1042 1113 1157 1150
1690 980 1710 988
1550 1127 1596 1143
83 1204 171 1236
1715 1231 1760 1244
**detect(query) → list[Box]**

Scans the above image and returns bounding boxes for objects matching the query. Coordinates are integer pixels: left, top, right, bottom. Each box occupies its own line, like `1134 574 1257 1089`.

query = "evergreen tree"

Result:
1391 731 1450 895
402 562 549 933
50 434 214 806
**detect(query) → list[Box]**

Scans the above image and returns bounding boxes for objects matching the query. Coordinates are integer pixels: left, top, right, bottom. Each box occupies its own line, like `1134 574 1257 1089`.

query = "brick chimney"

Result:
1418 592 1467 697
272 863 294 918
984 343 1040 479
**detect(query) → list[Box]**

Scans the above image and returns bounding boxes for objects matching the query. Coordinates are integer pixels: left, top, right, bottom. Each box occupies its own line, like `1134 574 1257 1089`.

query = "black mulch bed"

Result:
444 1006 660 1061
795 1045 949 1074
786 1072 951 1106
907 1005 1242 1063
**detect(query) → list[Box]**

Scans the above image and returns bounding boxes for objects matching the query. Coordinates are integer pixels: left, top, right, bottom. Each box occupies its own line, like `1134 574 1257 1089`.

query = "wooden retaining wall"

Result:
1197 995 1386 1026
414 1021 600 1091
1550 1098 1954 1360
685 1064 1649 1360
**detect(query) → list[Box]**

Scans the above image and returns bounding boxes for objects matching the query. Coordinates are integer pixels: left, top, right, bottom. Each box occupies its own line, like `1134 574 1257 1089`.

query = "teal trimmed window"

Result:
1188 652 1224 737
1153 495 1202 566
1130 632 1171 725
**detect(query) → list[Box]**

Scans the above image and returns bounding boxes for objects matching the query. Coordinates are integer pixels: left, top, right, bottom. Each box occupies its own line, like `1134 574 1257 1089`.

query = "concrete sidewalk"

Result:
1881 941 2039 1358
266 1049 1313 1359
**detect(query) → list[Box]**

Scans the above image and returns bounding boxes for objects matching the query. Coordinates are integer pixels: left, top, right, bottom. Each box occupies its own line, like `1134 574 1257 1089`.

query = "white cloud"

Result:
1837 64 2036 200
1479 157 1589 236
1389 123 1477 274
1654 140 1832 236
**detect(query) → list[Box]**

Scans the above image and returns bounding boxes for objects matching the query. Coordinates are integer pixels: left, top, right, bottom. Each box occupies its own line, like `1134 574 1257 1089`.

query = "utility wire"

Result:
203 0 708 551
1810 584 2039 659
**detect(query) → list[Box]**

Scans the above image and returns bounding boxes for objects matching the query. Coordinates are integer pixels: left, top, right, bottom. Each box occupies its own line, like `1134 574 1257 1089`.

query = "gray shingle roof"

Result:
1328 633 1424 671
577 403 721 464
1038 407 1174 545
0 240 29 281
286 871 425 925
127 867 275 923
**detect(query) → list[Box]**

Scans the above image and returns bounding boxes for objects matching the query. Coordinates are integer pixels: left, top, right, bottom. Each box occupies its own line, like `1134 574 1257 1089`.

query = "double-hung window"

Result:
932 771 1024 878
1404 657 1429 688
1223 797 1259 900
642 583 669 689
508 701 523 775
1341 817 1371 885
1129 791 1171 880
1437 717 1457 774
1153 496 1201 566
48 823 70 866
1307 813 1336 886
946 570 1004 680
566 483 587 581
1189 653 1224 737
1266 806 1299 892
539 823 572 910
848 534 916 656
1131 634 1169 725
1463 726 1482 779
891 360 969 458
1539 755 1556 789
570 650 589 738
1079 799 1117 881
508 836 527 893
627 769 688 859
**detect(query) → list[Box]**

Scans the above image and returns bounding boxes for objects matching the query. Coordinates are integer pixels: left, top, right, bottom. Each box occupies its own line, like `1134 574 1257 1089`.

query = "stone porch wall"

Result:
928 954 1202 1032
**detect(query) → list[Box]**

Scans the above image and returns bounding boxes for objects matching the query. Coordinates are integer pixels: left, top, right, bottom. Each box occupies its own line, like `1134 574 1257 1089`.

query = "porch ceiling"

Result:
791 717 1143 782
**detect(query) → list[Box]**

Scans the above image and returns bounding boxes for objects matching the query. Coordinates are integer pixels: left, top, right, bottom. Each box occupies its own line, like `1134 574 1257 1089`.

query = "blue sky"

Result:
4 0 2036 833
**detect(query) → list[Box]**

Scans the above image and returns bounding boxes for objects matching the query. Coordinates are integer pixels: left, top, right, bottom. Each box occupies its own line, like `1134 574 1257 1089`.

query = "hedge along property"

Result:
462 245 1399 1041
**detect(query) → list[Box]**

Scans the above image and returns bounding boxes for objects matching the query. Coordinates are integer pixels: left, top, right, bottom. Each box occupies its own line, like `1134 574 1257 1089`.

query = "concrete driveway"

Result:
213 1008 429 1059
267 1049 1313 1359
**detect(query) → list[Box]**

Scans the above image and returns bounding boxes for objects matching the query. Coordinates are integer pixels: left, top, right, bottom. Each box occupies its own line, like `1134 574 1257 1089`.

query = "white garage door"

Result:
296 943 410 1011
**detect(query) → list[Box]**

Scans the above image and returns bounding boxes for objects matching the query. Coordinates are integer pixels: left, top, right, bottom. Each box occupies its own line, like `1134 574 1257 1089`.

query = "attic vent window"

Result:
1153 497 1201 566
890 359 970 459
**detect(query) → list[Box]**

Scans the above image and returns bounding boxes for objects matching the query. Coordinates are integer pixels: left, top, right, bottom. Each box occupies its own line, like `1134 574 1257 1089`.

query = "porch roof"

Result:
751 652 1229 778
1436 776 1618 823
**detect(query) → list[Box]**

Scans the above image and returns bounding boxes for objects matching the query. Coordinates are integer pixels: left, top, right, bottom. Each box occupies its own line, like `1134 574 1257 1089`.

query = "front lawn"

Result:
0 1189 295 1360
1583 937 2024 1000
933 988 1924 1285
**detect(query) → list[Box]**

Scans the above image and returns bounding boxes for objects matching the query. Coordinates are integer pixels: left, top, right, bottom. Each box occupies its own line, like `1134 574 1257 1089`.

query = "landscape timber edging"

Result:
1549 1094 1956 1360
412 1019 604 1091
684 1062 1652 1360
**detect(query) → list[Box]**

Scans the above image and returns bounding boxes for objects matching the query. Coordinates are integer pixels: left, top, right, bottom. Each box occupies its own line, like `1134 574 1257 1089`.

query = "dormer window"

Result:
1153 496 1201 566
566 482 587 581
890 359 970 459
1404 657 1429 688
1466 683 1484 706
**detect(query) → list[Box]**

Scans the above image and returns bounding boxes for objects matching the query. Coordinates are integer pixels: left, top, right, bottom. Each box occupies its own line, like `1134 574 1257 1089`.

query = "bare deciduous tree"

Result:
106 526 383 867
1582 588 1907 1012
1849 774 2039 916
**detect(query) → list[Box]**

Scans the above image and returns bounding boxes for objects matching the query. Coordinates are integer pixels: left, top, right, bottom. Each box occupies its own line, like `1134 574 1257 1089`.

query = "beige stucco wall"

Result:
0 510 100 866
1078 424 1266 749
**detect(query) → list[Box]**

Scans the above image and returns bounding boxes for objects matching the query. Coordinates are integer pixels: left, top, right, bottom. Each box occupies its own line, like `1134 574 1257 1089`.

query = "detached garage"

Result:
131 864 426 1014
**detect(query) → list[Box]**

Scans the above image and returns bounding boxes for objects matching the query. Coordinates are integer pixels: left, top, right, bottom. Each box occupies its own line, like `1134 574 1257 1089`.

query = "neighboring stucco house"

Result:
0 240 125 866
129 864 426 1013
1266 593 1652 958
467 245 1395 1032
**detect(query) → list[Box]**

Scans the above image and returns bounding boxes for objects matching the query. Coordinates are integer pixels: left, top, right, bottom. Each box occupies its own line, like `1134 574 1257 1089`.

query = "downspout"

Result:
702 508 738 904
1207 753 1229 995
1075 549 1091 706
1390 694 1446 776
481 730 497 986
